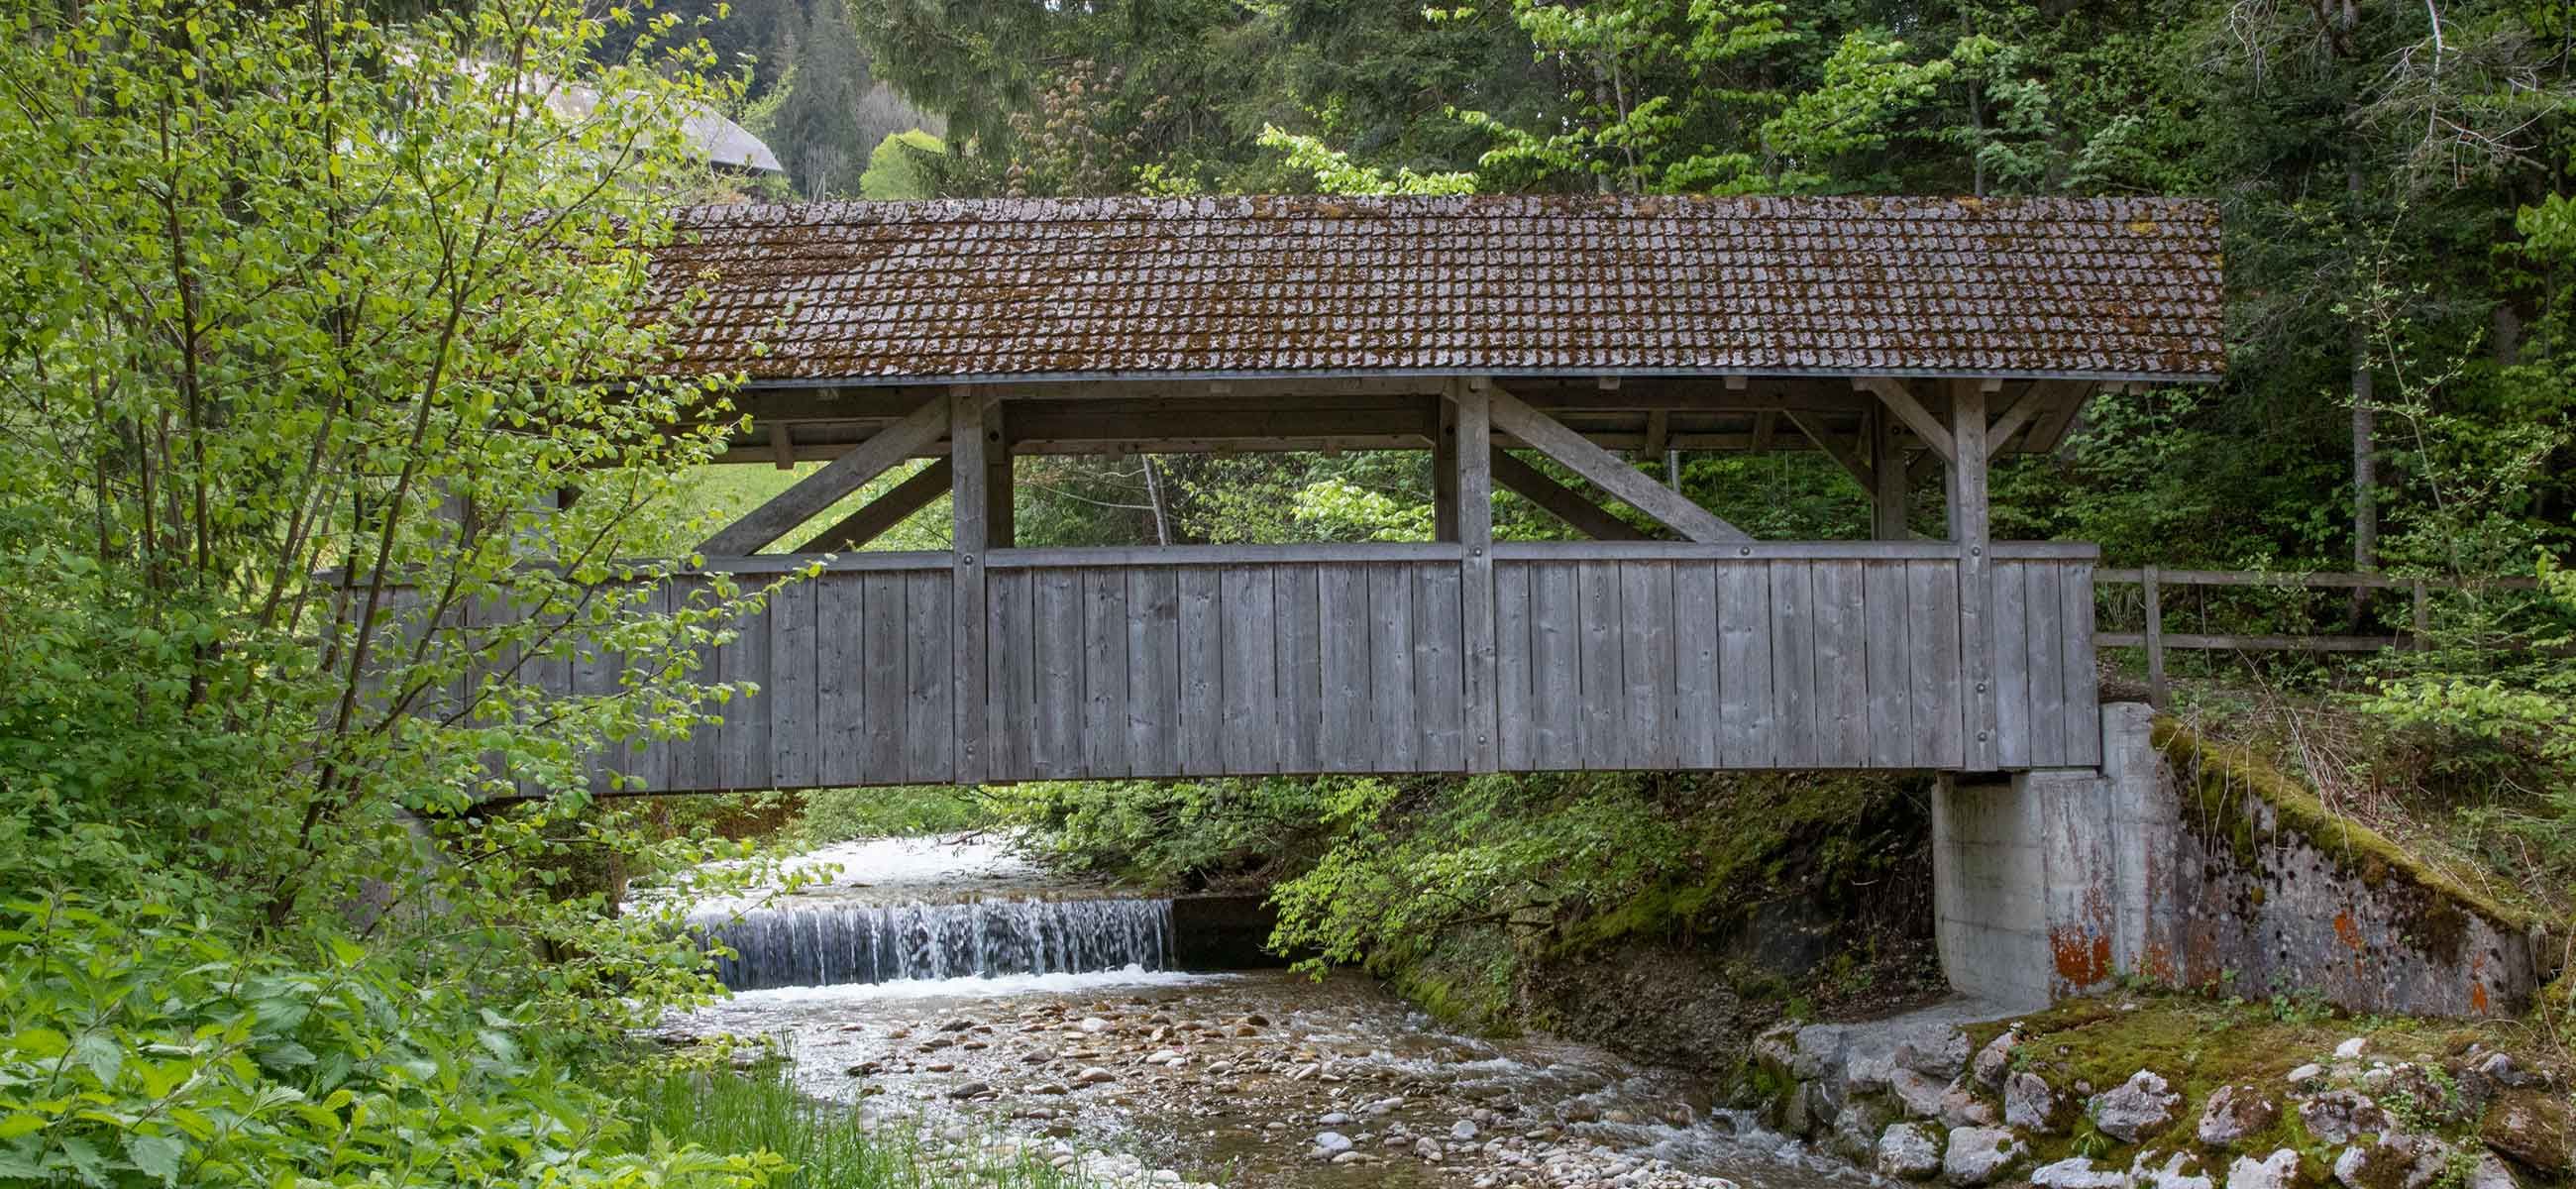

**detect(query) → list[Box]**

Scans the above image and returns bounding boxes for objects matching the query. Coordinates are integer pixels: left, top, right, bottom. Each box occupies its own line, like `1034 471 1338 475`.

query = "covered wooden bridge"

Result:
607 194 2223 793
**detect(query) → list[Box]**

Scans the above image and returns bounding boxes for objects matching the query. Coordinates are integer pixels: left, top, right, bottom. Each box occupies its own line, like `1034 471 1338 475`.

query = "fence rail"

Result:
2092 566 2542 707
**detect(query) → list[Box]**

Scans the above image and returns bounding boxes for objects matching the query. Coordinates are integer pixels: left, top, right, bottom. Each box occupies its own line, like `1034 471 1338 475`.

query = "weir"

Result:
694 897 1177 991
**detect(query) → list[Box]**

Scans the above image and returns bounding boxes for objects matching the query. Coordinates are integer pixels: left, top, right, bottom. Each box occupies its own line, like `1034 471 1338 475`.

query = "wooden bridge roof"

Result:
645 194 2224 386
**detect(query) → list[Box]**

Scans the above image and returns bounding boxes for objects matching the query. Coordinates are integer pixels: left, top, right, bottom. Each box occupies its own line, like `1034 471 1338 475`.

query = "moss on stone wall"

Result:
2152 718 2538 938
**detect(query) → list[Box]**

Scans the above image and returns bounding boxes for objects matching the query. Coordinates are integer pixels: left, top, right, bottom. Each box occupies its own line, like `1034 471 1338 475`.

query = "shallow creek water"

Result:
659 838 1868 1189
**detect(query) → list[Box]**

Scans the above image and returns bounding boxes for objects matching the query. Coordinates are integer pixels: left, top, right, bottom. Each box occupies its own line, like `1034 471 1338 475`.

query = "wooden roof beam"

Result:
807 459 952 551
1782 411 1874 491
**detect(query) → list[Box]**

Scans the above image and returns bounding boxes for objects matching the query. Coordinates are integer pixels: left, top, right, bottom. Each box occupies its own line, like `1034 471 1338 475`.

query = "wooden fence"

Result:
2093 566 2543 707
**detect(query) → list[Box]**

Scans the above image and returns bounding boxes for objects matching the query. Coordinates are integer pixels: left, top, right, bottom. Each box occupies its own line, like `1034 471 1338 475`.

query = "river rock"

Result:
2133 1149 2215 1189
1074 1066 1117 1085
946 1081 992 1099
2093 1070 2184 1141
1941 1126 2026 1185
1877 1123 1943 1180
1450 1120 1478 1140
2334 1130 2452 1189
1078 1017 1113 1033
1318 1112 1352 1126
1898 1027 1973 1080
1832 1096 1895 1163
1794 1024 1850 1080
2467 1152 2520 1189
2484 1088 2571 1173
1412 1136 1441 1160
1891 1067 1953 1119
2031 1157 2128 1189
1940 1084 2000 1129
1312 1132 1353 1157
2005 1070 2063 1132
1973 1030 2020 1090
2199 1084 2280 1146
2226 1149 2302 1189
2300 1089 2393 1144
2336 1037 2369 1060
2289 1064 2326 1086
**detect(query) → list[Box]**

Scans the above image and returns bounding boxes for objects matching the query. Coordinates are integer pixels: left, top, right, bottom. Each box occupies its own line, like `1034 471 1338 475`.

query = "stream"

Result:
660 837 1871 1189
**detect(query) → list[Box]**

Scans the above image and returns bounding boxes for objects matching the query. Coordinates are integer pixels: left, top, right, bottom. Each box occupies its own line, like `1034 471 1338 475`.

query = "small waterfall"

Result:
694 897 1177 991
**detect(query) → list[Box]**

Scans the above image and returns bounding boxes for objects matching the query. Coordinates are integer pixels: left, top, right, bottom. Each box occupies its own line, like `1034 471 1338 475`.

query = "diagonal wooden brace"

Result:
1853 377 1956 464
697 394 950 556
806 459 953 551
1490 449 1648 541
1488 387 1748 542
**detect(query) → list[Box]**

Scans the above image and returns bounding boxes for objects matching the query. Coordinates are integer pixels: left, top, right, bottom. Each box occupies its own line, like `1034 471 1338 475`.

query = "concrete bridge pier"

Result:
1931 702 2179 1010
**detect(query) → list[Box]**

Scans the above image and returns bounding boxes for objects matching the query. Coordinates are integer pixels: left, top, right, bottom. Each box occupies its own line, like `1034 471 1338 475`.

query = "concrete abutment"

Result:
1930 703 2537 1017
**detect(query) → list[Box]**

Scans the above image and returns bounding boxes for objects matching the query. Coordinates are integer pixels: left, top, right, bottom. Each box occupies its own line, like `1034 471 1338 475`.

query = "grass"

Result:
617 1061 1082 1188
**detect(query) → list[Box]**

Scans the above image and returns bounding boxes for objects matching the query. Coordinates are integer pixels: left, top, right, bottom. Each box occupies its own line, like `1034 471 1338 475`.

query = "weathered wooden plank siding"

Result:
499 543 2102 792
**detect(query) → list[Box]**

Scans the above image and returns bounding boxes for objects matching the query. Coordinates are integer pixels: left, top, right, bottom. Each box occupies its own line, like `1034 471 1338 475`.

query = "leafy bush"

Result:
0 896 771 1188
792 787 995 845
989 778 1342 889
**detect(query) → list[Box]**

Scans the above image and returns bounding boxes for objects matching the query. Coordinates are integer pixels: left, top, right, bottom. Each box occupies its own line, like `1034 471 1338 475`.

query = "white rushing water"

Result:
692 896 1178 991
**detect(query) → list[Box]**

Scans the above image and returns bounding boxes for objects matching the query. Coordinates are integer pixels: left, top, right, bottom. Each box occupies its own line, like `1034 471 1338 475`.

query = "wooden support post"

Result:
1453 378 1498 773
2143 563 2168 708
1488 386 1749 542
1490 449 1649 541
1434 395 1459 542
1871 410 1910 541
1949 379 1997 771
698 394 950 556
985 397 1014 549
767 422 796 471
2412 578 2430 650
806 458 953 551
950 386 988 784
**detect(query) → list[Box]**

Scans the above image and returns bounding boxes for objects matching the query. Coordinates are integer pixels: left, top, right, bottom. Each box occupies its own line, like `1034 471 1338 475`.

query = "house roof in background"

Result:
641 194 2224 383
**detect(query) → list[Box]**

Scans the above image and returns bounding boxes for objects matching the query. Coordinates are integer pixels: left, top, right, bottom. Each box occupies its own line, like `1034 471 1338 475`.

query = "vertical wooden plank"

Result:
1494 563 1536 771
903 570 952 783
1949 380 1996 771
1769 561 1819 769
718 588 776 791
672 580 725 793
1127 568 1179 779
1669 562 1719 769
1716 562 1774 768
1220 566 1278 774
1176 568 1224 776
1368 565 1418 771
1433 395 1458 542
1529 562 1581 769
2061 560 2102 767
861 571 908 785
1863 561 1913 768
1454 380 1499 772
1272 564 1323 775
768 580 818 789
1908 559 1964 769
950 388 989 784
814 574 865 787
1031 569 1083 778
1413 563 1464 772
1991 561 2033 770
983 569 1033 782
1319 564 1372 773
1618 561 1675 770
1812 560 1869 767
621 582 672 794
1081 568 1130 779
2023 562 2067 767
1575 561 1624 770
